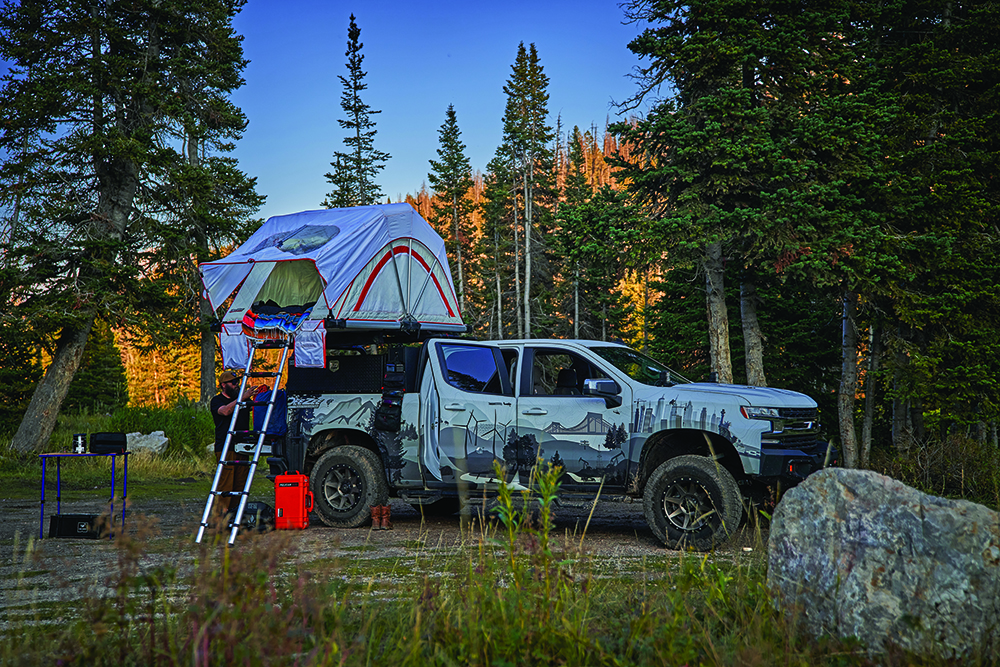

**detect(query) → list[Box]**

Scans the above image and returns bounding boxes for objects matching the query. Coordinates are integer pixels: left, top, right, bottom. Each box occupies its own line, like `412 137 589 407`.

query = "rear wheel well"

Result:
635 429 745 493
305 429 382 475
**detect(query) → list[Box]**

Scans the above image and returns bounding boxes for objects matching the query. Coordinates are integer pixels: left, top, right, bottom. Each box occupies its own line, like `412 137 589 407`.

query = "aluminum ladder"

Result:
195 338 291 545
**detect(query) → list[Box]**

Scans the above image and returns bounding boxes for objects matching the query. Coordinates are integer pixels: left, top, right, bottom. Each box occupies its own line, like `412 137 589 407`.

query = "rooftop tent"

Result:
200 203 464 369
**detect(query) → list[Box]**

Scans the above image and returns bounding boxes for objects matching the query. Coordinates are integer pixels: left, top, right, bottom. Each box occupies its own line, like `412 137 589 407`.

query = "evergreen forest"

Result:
1 0 999 496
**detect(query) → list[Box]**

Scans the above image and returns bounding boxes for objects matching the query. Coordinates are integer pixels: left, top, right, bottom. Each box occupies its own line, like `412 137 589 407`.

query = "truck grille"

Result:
779 407 818 421
775 434 823 450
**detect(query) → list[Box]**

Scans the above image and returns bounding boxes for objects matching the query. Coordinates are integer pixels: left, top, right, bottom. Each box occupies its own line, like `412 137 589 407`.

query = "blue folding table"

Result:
39 451 129 539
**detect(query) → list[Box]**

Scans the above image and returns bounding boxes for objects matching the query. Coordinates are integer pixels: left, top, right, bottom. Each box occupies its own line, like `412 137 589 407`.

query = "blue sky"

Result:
231 1 652 221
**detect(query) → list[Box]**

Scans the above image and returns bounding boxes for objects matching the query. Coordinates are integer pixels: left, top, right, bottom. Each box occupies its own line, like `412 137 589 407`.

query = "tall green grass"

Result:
0 402 216 493
870 434 1000 511
4 463 995 666
8 400 213 458
106 401 214 459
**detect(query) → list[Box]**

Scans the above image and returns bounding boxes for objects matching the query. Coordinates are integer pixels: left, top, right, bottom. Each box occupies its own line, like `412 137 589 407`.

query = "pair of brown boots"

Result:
370 504 393 530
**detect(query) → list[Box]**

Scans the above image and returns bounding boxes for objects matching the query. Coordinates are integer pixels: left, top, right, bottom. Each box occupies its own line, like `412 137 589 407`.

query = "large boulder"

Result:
768 467 999 658
126 430 169 455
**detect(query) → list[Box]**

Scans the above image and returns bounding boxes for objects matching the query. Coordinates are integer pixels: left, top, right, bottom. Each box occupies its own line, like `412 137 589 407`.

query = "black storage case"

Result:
242 501 275 532
90 432 127 454
48 513 101 539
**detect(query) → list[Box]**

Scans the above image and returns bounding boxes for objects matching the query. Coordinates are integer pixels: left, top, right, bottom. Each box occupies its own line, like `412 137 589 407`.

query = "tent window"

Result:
256 261 324 307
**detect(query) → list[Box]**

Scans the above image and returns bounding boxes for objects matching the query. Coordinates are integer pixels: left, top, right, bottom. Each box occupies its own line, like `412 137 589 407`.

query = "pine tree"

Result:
555 185 638 342
499 43 554 338
615 0 876 389
864 1 1000 445
63 319 128 413
322 14 390 208
154 0 263 403
0 319 41 433
0 0 257 451
480 150 520 339
428 104 474 313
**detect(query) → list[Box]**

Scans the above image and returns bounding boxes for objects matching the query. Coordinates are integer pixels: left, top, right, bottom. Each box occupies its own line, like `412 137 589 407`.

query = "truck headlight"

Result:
741 406 780 420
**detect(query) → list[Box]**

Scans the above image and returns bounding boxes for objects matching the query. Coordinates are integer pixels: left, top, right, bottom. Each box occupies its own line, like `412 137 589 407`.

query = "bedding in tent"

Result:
200 203 464 369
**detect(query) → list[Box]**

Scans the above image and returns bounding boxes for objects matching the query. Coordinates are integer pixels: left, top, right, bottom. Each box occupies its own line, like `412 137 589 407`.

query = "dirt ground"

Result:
1 482 766 618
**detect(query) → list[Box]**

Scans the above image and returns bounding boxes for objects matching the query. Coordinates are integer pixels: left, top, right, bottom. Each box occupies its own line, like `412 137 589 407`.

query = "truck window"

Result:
590 346 679 386
528 349 605 396
438 343 506 395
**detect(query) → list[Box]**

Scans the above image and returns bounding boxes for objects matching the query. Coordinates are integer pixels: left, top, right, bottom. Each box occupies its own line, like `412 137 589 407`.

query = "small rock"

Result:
126 431 169 455
767 467 999 659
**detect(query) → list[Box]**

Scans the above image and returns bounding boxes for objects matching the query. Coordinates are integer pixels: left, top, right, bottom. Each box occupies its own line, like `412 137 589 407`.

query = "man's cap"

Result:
220 370 240 384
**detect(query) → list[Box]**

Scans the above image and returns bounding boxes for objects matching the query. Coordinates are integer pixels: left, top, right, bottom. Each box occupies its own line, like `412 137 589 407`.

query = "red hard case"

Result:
274 471 313 530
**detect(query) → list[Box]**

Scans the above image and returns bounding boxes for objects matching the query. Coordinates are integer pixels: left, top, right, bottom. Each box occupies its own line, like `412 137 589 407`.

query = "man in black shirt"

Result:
210 370 256 517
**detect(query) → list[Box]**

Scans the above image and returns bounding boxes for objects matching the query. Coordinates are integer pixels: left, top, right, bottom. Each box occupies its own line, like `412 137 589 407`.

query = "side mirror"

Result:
583 378 623 409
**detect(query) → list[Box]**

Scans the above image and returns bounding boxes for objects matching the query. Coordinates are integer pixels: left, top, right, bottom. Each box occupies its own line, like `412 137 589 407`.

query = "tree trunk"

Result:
643 269 649 353
740 272 767 386
703 242 732 383
838 290 859 468
495 260 503 340
186 131 217 405
892 395 909 451
860 323 880 468
200 293 217 404
573 264 579 338
910 398 926 443
512 183 523 339
11 314 97 452
892 329 911 452
453 194 465 313
523 168 532 339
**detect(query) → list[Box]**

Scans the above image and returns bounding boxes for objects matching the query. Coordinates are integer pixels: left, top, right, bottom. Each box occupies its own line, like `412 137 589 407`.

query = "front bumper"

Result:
759 440 838 484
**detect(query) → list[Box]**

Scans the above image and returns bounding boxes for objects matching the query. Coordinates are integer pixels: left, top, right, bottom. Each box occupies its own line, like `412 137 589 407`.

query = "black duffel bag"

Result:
90 432 127 455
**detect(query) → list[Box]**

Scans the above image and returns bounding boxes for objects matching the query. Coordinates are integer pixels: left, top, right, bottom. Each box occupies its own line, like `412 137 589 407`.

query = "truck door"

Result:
421 340 516 489
514 346 632 491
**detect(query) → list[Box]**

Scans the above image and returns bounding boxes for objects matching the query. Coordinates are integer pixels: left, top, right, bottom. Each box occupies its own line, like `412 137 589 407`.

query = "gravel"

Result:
1 488 765 622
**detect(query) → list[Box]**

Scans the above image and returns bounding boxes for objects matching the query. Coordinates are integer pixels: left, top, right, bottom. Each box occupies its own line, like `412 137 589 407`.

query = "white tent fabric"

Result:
200 204 464 369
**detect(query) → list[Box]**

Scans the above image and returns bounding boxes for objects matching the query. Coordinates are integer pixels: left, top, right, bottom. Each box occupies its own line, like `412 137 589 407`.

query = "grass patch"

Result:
1 441 272 503
3 411 998 665
2 465 996 666
870 434 1000 510
338 544 380 553
399 539 426 548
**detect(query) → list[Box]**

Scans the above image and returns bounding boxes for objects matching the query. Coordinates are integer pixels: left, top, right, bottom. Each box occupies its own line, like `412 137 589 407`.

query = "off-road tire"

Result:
310 446 388 528
643 454 743 551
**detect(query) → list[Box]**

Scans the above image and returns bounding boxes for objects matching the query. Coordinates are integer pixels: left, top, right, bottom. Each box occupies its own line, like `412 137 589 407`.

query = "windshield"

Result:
591 346 689 387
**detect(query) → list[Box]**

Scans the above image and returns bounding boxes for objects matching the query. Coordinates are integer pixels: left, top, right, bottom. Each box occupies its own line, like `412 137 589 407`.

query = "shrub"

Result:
870 434 1000 509
108 401 213 458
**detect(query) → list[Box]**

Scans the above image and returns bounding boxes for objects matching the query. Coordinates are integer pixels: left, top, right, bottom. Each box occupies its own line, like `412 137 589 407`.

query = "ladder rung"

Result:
220 460 252 467
213 490 246 497
247 371 281 377
239 400 272 408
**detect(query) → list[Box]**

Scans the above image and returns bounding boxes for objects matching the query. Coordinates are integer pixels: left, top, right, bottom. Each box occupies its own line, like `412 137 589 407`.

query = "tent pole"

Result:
388 243 409 319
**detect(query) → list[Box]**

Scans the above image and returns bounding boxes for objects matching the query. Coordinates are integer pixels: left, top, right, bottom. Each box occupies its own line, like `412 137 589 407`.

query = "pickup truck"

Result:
263 333 834 550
